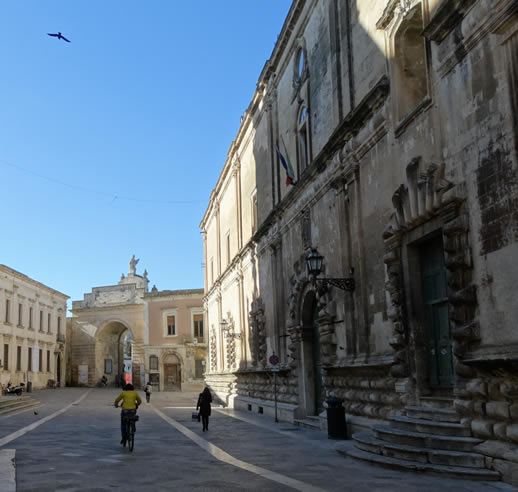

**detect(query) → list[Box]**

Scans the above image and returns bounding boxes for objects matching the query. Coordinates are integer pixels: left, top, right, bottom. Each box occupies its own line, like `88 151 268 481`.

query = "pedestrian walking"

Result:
196 386 212 432
144 381 152 403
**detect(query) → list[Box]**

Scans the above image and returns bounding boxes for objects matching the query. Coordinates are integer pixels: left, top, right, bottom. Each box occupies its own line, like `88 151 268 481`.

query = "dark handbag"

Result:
192 411 200 422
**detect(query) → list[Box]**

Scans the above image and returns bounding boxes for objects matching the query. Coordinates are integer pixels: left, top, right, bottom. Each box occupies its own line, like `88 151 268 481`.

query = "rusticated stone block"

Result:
486 401 510 420
454 399 474 415
510 404 518 420
474 400 486 416
507 425 518 443
494 422 508 440
501 382 518 398
466 379 487 397
492 459 518 487
489 381 503 400
472 419 494 438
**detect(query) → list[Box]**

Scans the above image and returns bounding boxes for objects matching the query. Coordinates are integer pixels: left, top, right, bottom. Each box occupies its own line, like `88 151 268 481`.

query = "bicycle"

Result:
122 413 139 452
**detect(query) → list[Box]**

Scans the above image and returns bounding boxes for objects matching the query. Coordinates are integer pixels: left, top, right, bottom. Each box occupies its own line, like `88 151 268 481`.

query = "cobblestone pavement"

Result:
0 388 515 491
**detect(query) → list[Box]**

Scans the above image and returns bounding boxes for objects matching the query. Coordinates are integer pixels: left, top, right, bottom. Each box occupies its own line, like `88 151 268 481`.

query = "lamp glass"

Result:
306 248 323 276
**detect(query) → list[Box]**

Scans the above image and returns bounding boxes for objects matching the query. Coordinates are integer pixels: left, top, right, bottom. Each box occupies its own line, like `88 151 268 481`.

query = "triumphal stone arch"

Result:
67 257 148 388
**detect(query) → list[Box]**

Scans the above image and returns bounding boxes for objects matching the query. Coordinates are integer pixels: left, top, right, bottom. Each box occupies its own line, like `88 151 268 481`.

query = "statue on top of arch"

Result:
129 255 139 276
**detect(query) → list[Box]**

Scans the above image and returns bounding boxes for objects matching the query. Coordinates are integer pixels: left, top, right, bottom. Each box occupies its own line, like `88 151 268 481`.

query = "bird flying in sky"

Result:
47 32 70 43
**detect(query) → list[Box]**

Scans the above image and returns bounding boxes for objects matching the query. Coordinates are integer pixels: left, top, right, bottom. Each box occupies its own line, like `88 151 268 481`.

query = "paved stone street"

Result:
0 388 515 491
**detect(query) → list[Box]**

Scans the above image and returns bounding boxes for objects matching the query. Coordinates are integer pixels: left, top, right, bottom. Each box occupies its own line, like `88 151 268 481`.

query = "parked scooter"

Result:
3 382 24 396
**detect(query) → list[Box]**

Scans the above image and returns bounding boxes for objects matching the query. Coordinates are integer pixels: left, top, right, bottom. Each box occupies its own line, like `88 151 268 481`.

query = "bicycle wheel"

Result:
128 429 134 452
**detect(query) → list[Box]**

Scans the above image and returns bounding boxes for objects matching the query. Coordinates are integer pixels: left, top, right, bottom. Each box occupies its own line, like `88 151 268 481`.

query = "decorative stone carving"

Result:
248 298 266 367
225 313 237 370
301 209 311 250
383 157 478 385
209 329 217 372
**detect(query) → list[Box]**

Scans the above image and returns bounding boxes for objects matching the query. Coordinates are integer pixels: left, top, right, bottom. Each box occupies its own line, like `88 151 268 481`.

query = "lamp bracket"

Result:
315 277 355 292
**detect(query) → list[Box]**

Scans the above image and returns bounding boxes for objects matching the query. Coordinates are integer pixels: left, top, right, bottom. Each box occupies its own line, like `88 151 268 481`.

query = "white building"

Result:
0 265 68 389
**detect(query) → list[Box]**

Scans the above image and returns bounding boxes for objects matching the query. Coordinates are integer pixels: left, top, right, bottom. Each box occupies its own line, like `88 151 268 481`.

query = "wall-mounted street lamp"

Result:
306 248 355 291
220 319 242 339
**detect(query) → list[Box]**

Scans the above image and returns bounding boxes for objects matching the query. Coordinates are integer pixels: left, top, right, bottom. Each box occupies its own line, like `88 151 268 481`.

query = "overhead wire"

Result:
0 158 204 205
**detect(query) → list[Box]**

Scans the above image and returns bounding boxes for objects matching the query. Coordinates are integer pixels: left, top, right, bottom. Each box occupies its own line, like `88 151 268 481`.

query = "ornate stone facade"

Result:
201 0 518 483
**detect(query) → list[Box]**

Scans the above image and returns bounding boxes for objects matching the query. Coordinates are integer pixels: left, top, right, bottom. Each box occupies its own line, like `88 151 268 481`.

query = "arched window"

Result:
298 105 310 171
296 48 305 78
149 355 158 370
394 4 428 120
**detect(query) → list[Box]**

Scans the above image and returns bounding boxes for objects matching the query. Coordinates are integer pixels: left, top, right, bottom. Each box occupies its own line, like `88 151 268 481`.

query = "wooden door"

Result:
420 236 454 388
164 364 181 391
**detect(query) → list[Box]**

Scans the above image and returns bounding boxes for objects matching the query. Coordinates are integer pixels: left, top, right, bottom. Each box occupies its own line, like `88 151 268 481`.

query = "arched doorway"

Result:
162 353 181 391
301 290 323 416
96 321 133 387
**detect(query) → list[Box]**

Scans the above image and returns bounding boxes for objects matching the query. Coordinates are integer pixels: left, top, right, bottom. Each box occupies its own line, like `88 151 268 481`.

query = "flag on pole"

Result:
276 139 296 186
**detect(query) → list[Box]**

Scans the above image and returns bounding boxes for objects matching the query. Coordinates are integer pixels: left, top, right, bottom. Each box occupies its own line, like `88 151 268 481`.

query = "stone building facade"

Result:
200 0 518 483
0 265 68 390
67 258 205 391
143 289 206 392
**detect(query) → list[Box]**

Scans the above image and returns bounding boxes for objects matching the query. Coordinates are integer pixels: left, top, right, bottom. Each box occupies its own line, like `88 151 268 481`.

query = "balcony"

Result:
56 333 65 343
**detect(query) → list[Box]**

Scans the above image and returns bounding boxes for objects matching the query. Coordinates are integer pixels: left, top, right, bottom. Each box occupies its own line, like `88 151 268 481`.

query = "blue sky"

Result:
0 1 292 306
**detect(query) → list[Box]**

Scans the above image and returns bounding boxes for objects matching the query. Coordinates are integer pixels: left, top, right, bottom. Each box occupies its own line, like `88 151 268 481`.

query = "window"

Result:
164 312 176 336
104 359 112 374
5 299 10 323
47 350 50 372
18 303 23 326
57 316 62 335
226 232 231 266
149 355 158 370
38 349 42 372
17 346 21 371
29 307 33 329
210 258 214 286
3 344 8 370
28 348 32 371
298 105 310 171
394 4 428 121
296 48 305 78
39 311 43 332
193 314 204 338
48 313 51 333
251 191 258 234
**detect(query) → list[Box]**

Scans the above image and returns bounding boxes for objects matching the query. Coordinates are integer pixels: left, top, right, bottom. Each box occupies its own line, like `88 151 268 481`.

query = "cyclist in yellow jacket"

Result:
114 384 142 445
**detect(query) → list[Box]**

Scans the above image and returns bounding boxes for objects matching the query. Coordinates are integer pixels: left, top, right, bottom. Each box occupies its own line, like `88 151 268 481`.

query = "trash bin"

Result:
326 395 346 439
26 381 32 393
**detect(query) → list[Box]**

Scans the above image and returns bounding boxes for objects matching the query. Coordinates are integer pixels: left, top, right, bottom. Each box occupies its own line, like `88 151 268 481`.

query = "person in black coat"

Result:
196 387 212 432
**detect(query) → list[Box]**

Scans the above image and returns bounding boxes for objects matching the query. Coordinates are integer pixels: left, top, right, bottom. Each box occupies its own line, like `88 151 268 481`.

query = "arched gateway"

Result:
67 261 148 388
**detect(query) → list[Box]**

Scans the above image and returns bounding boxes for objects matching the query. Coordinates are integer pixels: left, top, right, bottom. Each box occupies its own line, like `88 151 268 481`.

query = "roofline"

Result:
200 0 306 230
0 264 69 300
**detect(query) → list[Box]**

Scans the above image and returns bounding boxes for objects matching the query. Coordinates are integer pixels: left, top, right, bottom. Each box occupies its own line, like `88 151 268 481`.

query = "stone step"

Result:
0 400 40 416
344 447 501 481
419 396 454 409
0 397 35 412
406 406 460 423
352 432 486 468
373 425 483 452
389 415 471 437
0 396 32 409
294 418 321 431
